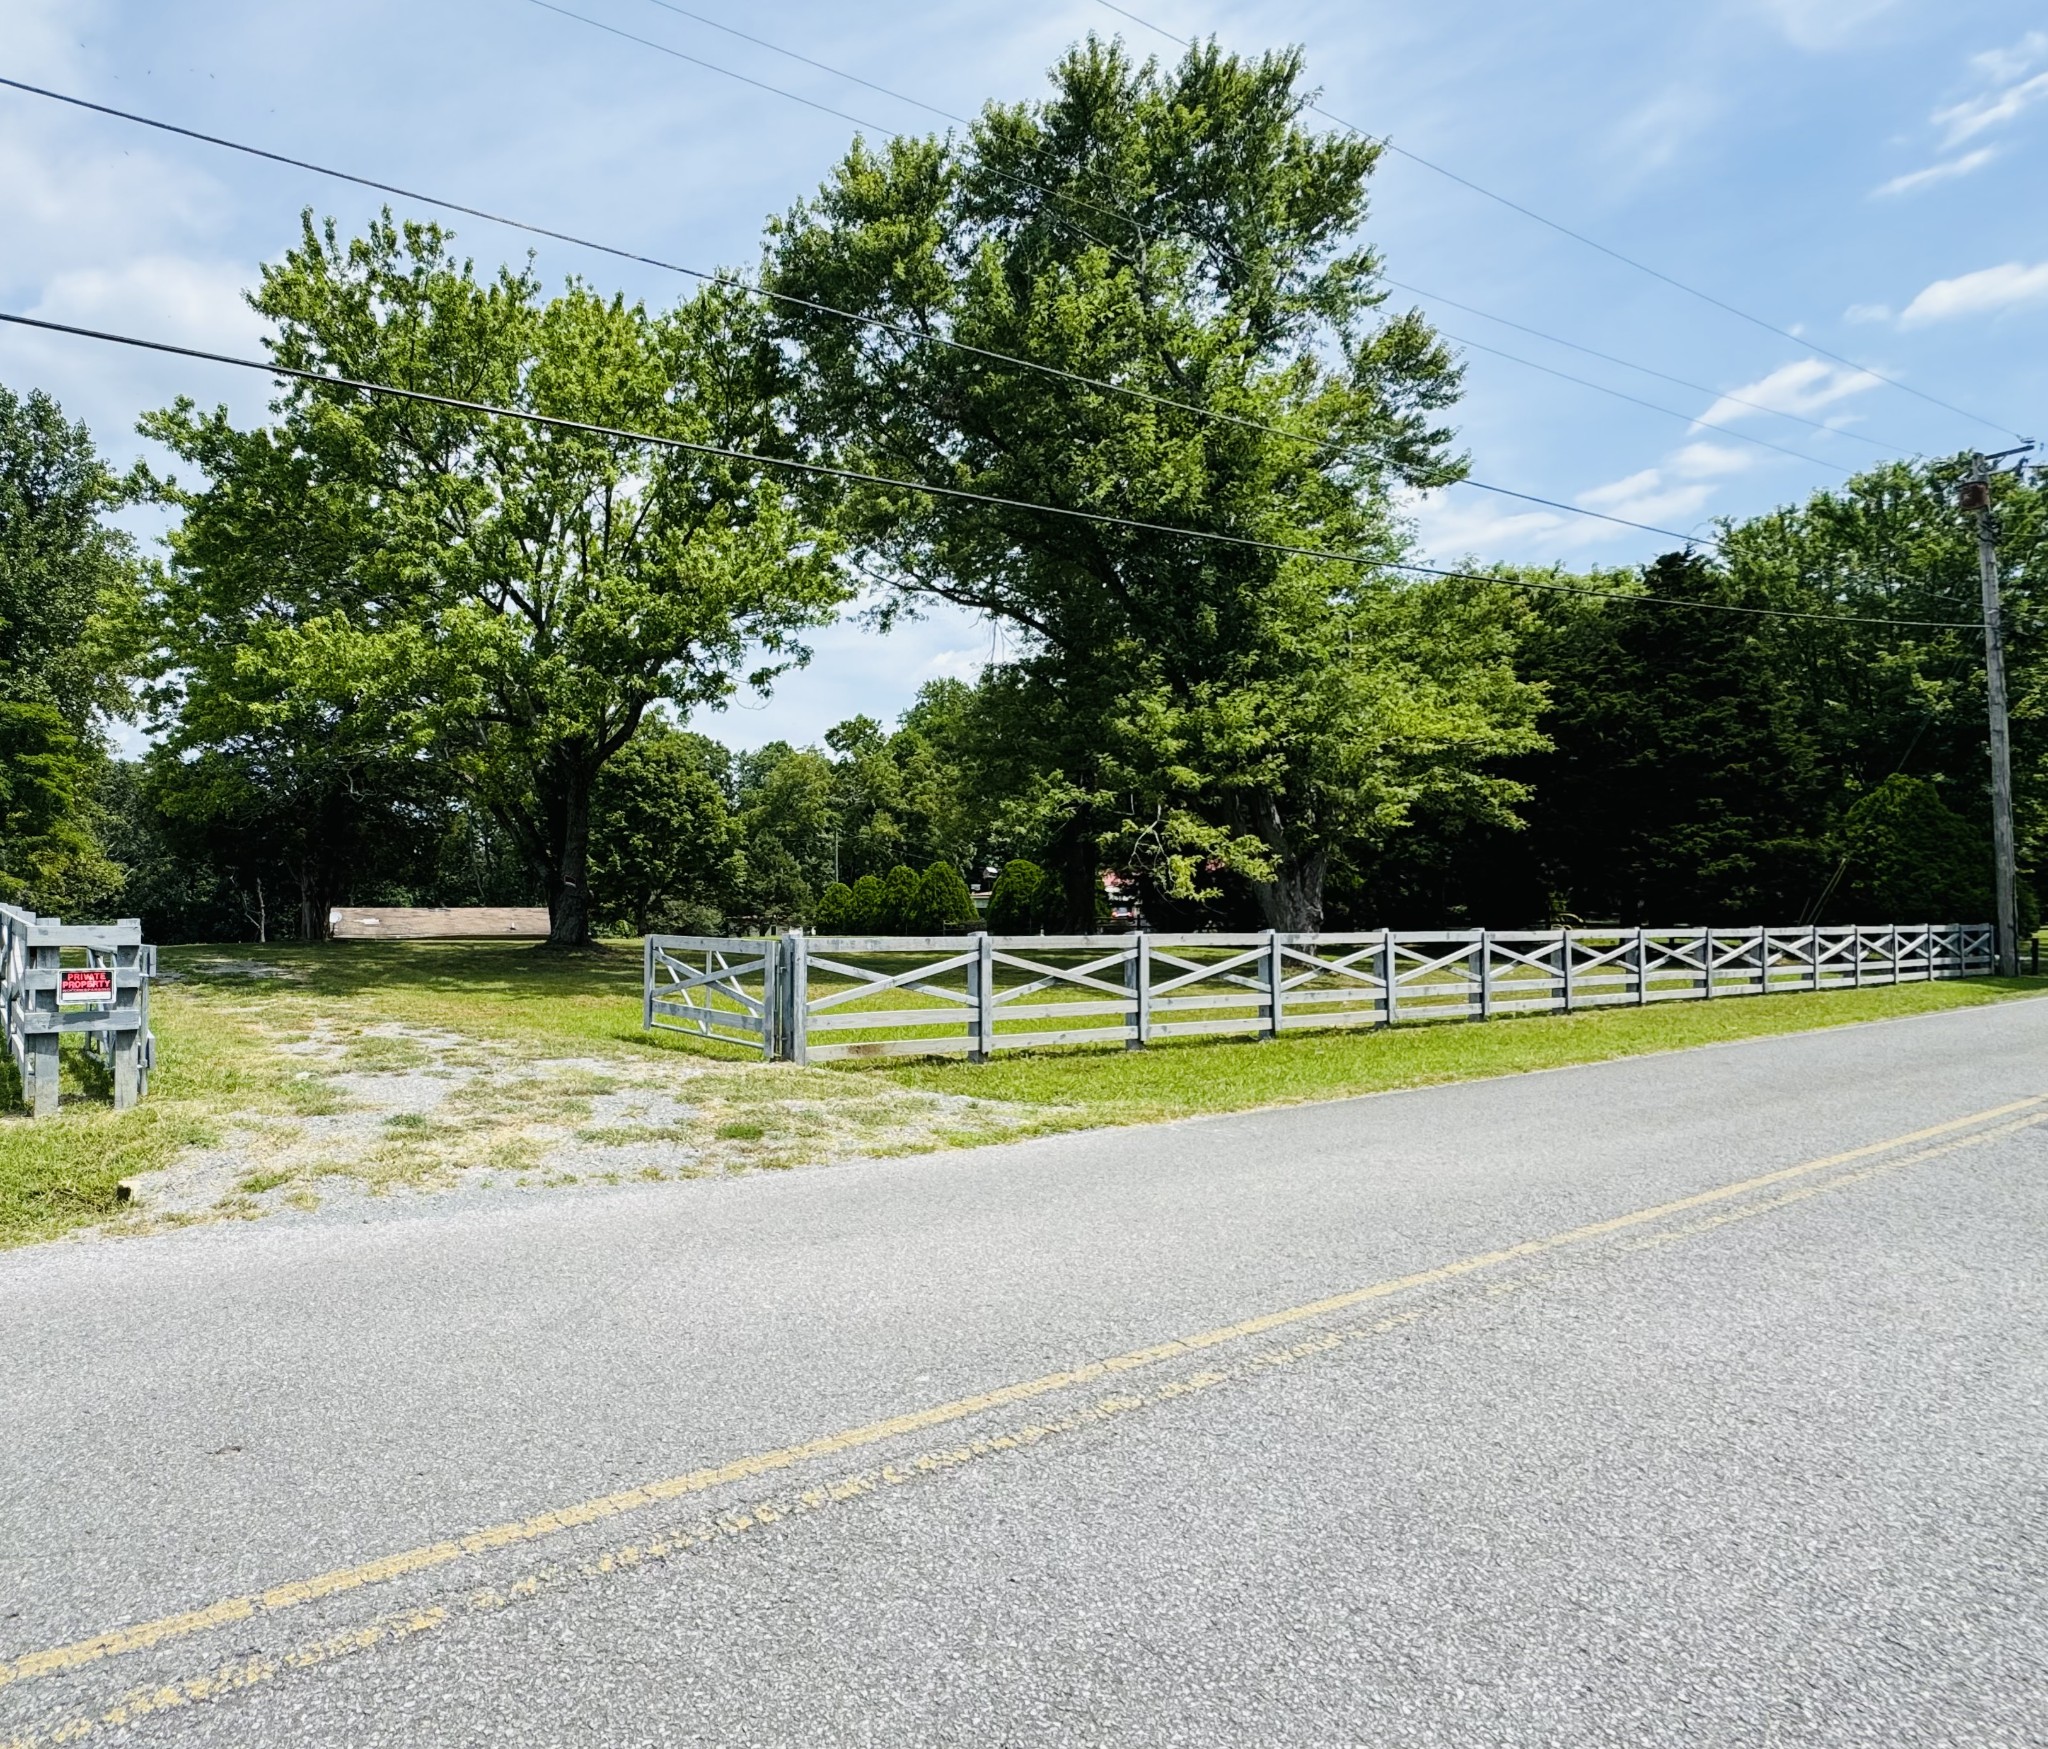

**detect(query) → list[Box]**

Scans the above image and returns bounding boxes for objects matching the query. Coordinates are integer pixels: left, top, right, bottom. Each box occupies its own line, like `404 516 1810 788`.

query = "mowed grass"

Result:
2 937 2042 1252
866 975 2046 1119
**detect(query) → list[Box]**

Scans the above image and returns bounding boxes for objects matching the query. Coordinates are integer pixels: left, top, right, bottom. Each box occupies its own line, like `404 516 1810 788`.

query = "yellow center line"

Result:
2 1092 2040 1694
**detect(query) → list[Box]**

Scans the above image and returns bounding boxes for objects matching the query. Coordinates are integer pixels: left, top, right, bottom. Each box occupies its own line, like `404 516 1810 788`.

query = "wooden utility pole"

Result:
1961 453 2023 975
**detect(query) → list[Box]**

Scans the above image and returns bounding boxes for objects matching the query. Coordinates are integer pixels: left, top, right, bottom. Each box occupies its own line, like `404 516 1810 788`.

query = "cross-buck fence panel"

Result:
2 905 158 1117
643 936 783 1054
643 922 1996 1065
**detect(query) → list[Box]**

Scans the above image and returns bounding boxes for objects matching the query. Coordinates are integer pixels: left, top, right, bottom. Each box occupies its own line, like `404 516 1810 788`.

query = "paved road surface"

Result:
4 999 2046 1746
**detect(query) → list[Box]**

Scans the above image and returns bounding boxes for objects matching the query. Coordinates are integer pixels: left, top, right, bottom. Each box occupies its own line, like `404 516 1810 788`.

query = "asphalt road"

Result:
4 999 2046 1747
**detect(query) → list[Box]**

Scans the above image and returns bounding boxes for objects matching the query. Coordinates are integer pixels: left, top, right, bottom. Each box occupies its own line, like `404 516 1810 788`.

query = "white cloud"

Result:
1872 146 1998 197
1576 469 1714 529
1666 442 1757 480
1935 68 2048 145
1408 464 1726 561
1749 0 1905 52
1899 261 2048 327
1692 359 1883 429
921 645 994 682
1971 31 2048 87
29 256 267 355
1844 302 1892 324
1401 492 1580 563
1605 85 1720 180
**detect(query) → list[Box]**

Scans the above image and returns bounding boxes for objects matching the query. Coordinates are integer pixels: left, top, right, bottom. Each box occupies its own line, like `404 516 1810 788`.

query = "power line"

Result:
637 0 1890 470
522 0 1145 255
614 0 1892 479
0 75 1746 551
1091 0 2031 445
495 20 1740 550
1438 329 1857 475
1388 278 1910 457
0 309 1978 633
641 0 973 128
524 11 1862 530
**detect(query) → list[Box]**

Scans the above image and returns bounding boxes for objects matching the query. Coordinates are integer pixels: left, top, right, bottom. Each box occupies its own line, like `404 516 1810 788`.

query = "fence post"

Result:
1890 927 1901 986
1124 933 1149 1050
1560 931 1575 1013
759 935 780 1061
110 936 142 1111
27 941 59 1118
642 936 656 1032
1700 929 1715 999
1808 923 1820 993
969 932 995 1063
1635 926 1648 1005
1476 929 1492 1021
1264 929 1283 1040
1382 927 1399 1027
785 931 808 1066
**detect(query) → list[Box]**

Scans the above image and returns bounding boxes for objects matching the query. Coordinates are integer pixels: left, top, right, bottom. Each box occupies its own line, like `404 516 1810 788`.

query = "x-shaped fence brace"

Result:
642 922 1998 1065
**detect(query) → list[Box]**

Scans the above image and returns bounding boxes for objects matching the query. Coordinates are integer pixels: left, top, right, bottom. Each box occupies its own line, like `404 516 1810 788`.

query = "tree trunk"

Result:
1054 818 1098 932
546 768 596 947
1246 797 1328 932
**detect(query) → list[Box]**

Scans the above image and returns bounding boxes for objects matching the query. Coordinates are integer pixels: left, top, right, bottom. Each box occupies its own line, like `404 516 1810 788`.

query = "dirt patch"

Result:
117 1017 1051 1228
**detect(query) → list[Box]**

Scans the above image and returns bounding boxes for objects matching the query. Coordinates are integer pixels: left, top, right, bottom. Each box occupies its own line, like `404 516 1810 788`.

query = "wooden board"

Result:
328 907 551 940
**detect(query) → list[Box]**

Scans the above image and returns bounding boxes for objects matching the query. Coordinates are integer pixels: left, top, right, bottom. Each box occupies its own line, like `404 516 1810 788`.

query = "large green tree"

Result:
589 718 734 934
768 37 1526 927
144 215 843 945
1402 458 2043 928
0 383 132 912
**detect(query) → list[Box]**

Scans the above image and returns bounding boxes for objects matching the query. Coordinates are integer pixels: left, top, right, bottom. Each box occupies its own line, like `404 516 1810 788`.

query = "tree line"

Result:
1 38 2039 944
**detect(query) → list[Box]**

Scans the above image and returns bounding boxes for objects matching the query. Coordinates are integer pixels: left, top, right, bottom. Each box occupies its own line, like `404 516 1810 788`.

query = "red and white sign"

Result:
58 968 115 1007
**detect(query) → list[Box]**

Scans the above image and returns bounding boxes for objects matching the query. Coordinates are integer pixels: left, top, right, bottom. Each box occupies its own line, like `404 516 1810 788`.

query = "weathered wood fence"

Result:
646 922 1995 1065
2 905 157 1116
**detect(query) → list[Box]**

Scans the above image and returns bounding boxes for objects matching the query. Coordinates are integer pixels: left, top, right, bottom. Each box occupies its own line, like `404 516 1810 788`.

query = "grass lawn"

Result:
3 938 2041 1252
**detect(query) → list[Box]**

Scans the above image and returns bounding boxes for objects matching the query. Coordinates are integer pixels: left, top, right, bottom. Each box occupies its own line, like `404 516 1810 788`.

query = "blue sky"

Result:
2 0 2042 750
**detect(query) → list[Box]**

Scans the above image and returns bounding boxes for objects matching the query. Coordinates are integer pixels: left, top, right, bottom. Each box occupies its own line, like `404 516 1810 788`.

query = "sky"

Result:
2 0 2043 750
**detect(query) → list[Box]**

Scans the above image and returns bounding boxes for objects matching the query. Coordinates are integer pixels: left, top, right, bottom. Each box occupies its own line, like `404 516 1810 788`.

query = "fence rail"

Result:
2 905 157 1116
643 922 1996 1065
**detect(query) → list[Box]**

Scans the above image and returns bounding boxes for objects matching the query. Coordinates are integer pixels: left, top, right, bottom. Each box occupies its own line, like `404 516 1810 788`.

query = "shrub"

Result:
881 864 922 932
1839 775 1991 922
911 860 979 932
848 873 888 932
814 881 855 932
987 858 1046 932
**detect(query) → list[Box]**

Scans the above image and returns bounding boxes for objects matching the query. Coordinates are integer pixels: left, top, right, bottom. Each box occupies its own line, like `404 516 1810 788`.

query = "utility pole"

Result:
1960 450 2031 975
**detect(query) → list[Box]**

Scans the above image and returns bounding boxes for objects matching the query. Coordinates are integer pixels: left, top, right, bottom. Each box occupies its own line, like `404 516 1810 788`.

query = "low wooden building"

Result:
327 907 551 940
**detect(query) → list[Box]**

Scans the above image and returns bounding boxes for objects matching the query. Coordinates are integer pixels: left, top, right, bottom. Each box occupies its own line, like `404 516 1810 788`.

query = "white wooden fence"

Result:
645 922 1996 1065
2 905 157 1116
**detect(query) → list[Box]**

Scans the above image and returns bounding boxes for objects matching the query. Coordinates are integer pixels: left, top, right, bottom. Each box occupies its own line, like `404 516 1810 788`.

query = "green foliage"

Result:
911 860 978 932
814 881 856 932
986 859 1048 933
0 700 120 913
0 382 134 725
1480 554 1835 923
768 39 1525 929
880 863 922 932
820 702 978 883
1404 459 2045 929
142 215 843 946
590 720 734 934
0 382 134 914
1838 776 1991 922
726 743 837 926
847 873 888 932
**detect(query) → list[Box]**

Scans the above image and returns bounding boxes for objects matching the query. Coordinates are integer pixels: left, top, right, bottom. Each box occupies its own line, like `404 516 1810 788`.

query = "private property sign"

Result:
58 967 114 1006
